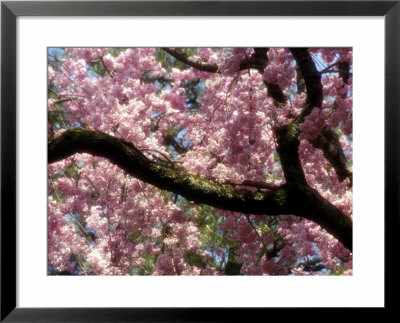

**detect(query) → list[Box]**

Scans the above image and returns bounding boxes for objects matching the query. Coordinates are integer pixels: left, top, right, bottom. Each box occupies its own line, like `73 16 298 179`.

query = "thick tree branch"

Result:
48 128 352 250
272 122 352 250
239 47 270 72
48 129 292 215
291 184 352 251
226 179 279 191
338 61 351 84
275 123 307 185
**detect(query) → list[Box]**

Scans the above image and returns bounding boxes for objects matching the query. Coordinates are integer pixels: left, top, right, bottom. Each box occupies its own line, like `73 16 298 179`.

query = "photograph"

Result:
47 47 353 276
3 0 398 318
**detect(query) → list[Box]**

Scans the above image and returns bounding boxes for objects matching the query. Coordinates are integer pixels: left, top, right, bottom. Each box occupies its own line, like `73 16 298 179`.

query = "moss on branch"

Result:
48 128 352 251
49 128 292 216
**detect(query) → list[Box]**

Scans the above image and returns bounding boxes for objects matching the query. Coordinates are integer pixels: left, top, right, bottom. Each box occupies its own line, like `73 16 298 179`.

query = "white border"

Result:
18 17 384 307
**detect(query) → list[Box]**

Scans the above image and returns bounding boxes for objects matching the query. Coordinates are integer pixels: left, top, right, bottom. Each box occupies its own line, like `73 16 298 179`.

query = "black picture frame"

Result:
1 1 398 321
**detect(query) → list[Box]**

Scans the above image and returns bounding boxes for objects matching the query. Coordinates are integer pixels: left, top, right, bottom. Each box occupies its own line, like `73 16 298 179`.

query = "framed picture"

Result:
1 0 398 321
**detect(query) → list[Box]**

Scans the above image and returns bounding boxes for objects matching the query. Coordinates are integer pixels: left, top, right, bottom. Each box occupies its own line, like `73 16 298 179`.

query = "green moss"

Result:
151 164 248 202
286 123 299 141
273 188 287 205
254 192 265 201
183 251 207 268
187 175 233 197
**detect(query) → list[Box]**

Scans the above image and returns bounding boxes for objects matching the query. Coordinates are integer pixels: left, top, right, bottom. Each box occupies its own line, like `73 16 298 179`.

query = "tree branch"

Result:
162 48 219 73
163 133 189 154
48 128 352 250
225 179 279 191
163 47 272 75
289 48 323 122
275 123 307 185
253 48 286 104
310 129 352 184
49 129 291 214
163 47 286 104
290 48 352 182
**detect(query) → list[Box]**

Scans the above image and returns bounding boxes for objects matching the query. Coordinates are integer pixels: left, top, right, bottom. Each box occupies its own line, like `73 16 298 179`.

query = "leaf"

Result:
48 88 58 99
167 124 182 137
64 164 79 180
183 252 207 268
127 231 141 242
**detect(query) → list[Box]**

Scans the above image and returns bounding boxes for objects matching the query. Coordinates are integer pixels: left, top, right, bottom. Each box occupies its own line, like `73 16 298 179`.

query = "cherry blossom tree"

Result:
48 47 352 275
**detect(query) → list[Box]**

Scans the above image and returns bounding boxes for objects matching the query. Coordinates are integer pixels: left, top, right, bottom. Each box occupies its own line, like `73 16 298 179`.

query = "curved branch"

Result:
254 48 286 104
310 129 352 184
162 48 219 73
289 48 323 122
163 47 271 75
49 129 292 215
290 48 352 183
164 47 286 105
274 122 352 250
163 133 189 154
48 128 352 250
